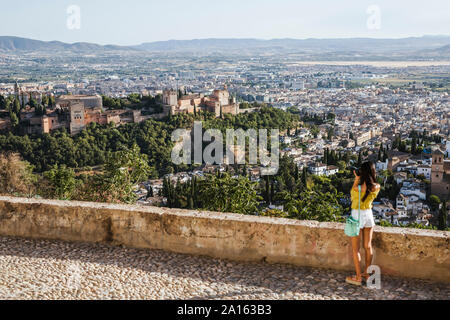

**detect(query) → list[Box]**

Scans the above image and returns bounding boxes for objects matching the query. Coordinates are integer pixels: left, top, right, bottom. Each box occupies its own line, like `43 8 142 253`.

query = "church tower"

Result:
431 149 445 196
14 81 20 97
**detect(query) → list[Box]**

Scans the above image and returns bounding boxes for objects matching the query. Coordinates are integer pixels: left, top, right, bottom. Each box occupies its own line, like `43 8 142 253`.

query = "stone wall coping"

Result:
1 196 447 239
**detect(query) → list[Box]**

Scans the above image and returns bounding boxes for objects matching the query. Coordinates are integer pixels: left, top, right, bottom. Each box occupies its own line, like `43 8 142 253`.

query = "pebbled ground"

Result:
0 237 448 300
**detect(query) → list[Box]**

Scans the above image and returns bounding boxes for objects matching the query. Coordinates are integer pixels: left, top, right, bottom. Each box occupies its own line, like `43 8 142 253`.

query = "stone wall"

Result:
0 196 448 282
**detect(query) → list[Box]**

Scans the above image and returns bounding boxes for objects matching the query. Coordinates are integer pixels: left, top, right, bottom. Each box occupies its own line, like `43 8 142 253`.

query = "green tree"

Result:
337 160 347 172
13 98 21 115
29 97 38 109
438 201 447 231
349 132 355 140
147 186 154 198
327 127 334 140
0 95 6 110
197 173 262 215
9 112 19 127
41 165 77 200
279 177 345 223
411 137 417 154
0 153 37 197
41 95 49 107
48 95 55 108
429 195 441 212
74 144 151 204
20 93 25 109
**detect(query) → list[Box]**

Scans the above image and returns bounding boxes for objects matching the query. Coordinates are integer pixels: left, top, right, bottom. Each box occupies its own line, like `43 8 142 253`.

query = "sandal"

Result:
361 273 370 283
346 275 362 286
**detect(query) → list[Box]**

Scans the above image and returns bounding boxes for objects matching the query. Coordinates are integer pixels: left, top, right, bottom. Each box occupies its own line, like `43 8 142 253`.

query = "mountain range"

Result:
1 35 449 58
0 36 133 52
135 36 450 53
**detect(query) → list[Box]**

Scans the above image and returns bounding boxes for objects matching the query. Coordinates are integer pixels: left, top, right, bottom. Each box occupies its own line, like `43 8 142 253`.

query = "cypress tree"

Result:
302 167 308 186
188 195 194 209
330 150 336 165
149 186 153 197
14 98 20 115
270 178 275 204
192 176 197 208
411 138 417 154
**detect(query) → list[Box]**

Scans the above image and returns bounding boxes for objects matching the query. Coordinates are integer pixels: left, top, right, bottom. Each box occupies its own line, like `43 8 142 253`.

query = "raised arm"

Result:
351 170 360 192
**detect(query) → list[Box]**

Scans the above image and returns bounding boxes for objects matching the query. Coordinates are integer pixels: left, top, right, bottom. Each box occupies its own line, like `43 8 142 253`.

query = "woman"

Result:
346 161 381 286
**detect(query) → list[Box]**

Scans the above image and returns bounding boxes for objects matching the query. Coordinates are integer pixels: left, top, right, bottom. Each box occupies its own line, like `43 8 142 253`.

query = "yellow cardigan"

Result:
351 186 380 210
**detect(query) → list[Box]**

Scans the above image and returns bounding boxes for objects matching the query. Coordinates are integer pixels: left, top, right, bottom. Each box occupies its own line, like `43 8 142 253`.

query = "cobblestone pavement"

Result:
0 237 448 300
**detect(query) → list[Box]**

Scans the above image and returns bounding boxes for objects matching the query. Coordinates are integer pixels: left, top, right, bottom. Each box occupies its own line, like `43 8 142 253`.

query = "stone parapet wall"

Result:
0 196 448 282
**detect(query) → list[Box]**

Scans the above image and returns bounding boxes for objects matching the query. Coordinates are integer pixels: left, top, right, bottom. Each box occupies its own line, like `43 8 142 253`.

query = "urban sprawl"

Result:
0 56 449 229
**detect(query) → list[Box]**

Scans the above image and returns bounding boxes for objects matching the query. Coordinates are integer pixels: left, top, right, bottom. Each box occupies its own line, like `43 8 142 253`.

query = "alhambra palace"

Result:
13 82 237 136
162 86 238 117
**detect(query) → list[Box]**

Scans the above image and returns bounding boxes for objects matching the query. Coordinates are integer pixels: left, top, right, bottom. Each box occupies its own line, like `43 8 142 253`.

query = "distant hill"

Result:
1 36 449 59
414 44 450 59
135 36 450 54
0 36 136 52
429 44 450 54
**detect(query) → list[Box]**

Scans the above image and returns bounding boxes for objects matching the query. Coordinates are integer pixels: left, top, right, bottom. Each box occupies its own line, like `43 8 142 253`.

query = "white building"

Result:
309 163 327 176
373 203 396 220
326 166 339 176
399 186 427 201
308 163 339 177
376 160 388 171
394 172 408 185
417 165 431 180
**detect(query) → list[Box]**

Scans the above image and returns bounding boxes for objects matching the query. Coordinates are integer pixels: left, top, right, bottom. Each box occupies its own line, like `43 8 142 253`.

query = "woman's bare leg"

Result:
362 227 374 276
350 234 362 279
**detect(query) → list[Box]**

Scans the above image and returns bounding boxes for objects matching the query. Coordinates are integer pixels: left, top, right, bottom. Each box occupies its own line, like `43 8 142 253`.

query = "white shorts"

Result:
351 209 375 229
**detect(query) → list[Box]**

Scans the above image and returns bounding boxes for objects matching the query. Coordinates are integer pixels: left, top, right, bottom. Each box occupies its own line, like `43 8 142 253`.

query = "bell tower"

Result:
432 149 444 182
14 80 20 97
431 149 445 196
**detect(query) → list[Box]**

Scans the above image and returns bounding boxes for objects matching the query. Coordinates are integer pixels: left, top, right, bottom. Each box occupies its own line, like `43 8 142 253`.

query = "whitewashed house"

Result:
417 164 431 179
308 163 327 176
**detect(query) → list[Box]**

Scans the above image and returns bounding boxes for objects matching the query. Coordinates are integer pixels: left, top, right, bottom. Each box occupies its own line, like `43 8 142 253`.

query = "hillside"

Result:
1 35 449 59
135 36 450 54
0 36 135 52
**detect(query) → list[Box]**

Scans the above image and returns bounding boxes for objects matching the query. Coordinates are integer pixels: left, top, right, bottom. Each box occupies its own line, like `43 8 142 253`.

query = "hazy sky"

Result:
1 0 449 45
